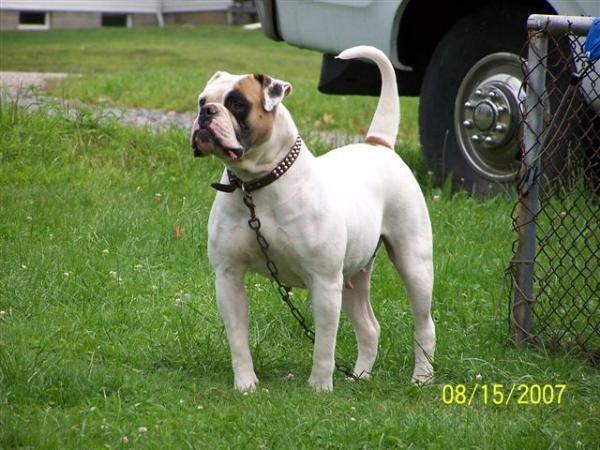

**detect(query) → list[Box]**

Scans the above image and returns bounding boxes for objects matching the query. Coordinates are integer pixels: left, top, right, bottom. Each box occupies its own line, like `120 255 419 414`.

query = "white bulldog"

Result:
191 46 436 392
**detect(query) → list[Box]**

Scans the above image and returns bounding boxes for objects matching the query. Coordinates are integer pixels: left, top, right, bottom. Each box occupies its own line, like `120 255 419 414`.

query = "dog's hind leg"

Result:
342 260 380 379
383 233 436 384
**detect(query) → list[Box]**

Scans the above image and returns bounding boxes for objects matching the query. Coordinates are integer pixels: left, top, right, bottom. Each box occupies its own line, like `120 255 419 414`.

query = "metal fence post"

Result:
511 26 548 346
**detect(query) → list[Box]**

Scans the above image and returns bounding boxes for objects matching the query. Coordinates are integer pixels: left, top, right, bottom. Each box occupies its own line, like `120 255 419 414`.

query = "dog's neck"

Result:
224 105 306 181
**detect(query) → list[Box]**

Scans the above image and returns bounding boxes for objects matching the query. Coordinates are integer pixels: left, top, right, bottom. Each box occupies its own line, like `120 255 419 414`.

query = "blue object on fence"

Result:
584 17 600 62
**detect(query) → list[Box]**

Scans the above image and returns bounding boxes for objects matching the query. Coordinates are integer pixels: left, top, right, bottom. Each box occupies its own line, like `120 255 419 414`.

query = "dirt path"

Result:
0 71 68 96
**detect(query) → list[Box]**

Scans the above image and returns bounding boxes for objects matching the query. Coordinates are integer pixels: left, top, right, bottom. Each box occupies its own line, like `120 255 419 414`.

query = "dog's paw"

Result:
352 367 372 380
235 372 259 393
308 374 333 392
411 371 434 385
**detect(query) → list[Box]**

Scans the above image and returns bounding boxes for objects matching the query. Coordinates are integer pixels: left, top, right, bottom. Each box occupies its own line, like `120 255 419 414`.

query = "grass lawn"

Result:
0 25 418 141
1 26 599 449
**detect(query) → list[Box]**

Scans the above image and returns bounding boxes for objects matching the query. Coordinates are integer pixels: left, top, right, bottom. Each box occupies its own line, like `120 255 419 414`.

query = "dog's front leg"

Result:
307 275 343 391
215 268 259 392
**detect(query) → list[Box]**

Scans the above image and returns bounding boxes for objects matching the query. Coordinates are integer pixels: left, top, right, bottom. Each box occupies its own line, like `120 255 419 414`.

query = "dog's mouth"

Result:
194 126 245 161
225 147 243 161
196 128 212 143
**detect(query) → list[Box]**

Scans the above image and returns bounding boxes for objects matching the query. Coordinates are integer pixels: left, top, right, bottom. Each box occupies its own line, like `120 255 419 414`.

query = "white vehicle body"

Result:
273 1 598 70
257 0 600 194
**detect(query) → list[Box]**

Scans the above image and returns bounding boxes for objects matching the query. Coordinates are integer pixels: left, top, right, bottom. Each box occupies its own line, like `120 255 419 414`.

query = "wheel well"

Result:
396 0 557 83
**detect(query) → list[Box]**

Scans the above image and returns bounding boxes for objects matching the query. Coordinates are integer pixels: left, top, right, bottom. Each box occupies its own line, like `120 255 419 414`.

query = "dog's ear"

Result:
254 73 292 112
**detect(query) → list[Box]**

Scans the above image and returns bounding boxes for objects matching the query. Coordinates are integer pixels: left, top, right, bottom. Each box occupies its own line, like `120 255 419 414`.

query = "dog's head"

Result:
191 71 292 162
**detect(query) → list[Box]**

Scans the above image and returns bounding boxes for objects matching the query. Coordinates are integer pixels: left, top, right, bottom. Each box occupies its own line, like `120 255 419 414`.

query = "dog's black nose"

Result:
200 104 218 119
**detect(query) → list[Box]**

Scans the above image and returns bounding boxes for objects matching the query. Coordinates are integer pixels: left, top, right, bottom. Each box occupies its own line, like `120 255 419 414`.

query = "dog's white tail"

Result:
336 46 399 149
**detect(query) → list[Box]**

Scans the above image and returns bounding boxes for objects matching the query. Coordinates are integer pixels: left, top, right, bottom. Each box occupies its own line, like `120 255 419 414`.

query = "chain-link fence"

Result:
510 15 599 365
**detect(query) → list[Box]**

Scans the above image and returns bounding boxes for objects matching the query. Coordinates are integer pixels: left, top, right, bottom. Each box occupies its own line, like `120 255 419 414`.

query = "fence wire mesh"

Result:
510 16 599 365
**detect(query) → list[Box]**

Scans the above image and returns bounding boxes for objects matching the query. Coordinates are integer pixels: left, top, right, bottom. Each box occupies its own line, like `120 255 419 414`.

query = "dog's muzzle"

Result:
191 105 218 157
191 127 211 157
191 104 246 160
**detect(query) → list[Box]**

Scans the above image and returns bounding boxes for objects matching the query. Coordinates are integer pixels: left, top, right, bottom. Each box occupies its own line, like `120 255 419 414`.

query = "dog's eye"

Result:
225 91 249 116
229 100 244 112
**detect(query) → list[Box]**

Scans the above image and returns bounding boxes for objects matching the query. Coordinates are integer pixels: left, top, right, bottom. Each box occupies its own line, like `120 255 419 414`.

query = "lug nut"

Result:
484 136 494 143
498 106 507 113
471 135 480 141
464 102 474 108
489 91 497 99
463 120 473 128
495 124 506 132
475 89 484 97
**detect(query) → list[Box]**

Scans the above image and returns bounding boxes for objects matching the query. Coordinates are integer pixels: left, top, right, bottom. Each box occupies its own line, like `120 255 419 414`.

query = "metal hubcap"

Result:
473 101 496 131
455 53 524 182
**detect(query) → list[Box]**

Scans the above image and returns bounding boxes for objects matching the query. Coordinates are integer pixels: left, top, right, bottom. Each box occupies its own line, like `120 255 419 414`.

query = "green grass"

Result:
0 26 418 141
1 26 599 449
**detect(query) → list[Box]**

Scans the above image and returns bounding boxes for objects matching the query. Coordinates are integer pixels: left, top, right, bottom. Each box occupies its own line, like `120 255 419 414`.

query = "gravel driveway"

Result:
1 71 197 131
1 71 360 145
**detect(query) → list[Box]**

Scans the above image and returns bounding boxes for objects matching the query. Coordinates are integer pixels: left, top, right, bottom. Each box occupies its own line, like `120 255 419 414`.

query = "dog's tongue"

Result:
227 147 244 161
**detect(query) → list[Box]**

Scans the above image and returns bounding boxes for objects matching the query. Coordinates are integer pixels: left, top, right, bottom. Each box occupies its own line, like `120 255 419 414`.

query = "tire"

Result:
419 7 530 195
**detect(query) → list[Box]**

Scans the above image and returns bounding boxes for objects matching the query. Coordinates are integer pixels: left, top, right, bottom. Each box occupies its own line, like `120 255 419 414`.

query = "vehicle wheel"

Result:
419 7 530 195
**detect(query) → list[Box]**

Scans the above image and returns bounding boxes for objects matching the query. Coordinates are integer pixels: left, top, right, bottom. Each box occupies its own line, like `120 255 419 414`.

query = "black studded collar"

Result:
211 135 302 193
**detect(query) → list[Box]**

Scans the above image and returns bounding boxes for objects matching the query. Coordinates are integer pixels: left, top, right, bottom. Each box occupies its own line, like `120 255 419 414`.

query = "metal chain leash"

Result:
241 189 359 381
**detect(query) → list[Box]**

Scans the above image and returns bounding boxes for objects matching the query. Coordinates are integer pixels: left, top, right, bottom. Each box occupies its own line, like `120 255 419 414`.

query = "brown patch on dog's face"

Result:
233 75 275 147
